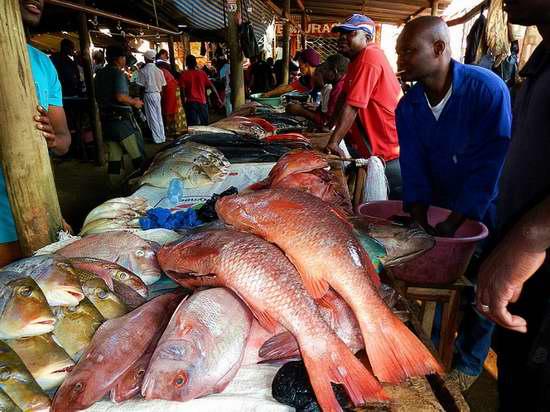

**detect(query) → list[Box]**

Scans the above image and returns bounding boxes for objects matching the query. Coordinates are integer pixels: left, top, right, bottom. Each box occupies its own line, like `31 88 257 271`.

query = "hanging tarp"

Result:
170 0 274 49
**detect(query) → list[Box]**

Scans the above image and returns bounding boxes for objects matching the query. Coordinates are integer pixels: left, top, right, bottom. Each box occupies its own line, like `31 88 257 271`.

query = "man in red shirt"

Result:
178 55 222 126
326 14 402 199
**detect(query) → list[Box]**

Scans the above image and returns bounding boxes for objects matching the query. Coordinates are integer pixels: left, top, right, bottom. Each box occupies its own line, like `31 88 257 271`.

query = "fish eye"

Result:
174 372 188 387
57 262 71 270
136 369 145 377
97 290 108 299
135 250 145 257
67 306 78 313
118 272 129 280
19 286 32 297
73 382 84 393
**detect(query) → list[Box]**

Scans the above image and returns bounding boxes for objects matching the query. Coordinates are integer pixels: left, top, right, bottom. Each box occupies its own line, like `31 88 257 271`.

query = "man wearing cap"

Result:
262 47 321 97
326 14 402 199
137 50 167 144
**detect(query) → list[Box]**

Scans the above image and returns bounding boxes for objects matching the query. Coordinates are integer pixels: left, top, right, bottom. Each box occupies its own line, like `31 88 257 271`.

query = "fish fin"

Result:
284 254 330 300
302 337 387 411
360 312 443 383
258 331 300 360
247 180 270 190
247 306 279 333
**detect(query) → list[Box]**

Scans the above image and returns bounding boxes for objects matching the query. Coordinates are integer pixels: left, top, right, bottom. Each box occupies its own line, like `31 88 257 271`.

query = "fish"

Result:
2 255 85 306
80 277 128 320
51 293 182 412
0 341 51 412
82 198 148 229
242 320 282 366
109 346 153 403
0 387 20 412
80 217 141 237
66 257 148 298
0 276 56 340
349 216 435 268
142 288 252 402
57 230 162 285
4 334 75 391
211 118 269 138
216 189 442 384
158 229 386 411
188 125 237 135
52 298 105 361
260 289 364 362
249 149 329 190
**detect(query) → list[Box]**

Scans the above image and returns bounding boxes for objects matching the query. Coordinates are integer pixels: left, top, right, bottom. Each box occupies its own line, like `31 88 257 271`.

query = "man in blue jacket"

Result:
395 16 512 389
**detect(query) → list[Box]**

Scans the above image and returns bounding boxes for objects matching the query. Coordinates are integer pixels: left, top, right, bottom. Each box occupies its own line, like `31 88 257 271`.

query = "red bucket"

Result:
357 201 489 284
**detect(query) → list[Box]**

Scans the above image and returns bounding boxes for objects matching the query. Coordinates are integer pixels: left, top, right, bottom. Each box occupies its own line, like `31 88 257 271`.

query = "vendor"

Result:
1 0 72 266
262 48 321 97
286 54 349 130
395 17 511 391
325 14 402 199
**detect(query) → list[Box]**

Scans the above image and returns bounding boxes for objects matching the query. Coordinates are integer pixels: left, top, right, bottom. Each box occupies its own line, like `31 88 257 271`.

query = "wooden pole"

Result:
301 12 307 49
168 35 177 73
431 0 440 16
78 3 105 165
282 0 291 84
181 33 191 58
227 3 245 108
375 23 382 46
0 0 63 254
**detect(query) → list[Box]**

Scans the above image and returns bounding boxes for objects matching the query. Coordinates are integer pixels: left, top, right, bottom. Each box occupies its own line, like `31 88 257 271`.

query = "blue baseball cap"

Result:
332 14 376 37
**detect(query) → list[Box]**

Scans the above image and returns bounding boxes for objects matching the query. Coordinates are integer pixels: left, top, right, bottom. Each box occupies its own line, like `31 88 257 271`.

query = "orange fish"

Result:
158 229 387 411
216 189 442 384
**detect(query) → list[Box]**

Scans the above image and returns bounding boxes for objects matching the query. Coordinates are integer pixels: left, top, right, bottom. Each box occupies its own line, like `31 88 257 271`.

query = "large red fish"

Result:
216 189 442 383
158 229 387 411
51 293 182 411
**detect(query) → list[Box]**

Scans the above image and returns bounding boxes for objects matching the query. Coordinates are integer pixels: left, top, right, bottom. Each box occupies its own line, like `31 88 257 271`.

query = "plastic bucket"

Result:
250 93 282 107
357 200 489 284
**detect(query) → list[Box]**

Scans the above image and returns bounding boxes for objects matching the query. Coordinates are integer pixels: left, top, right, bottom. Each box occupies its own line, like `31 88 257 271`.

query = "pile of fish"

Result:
0 241 157 410
80 197 148 236
250 149 352 213
210 116 274 139
138 142 230 189
155 188 441 412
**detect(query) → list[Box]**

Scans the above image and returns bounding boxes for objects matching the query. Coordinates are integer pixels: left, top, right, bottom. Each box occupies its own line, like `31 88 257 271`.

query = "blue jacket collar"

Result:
409 59 465 104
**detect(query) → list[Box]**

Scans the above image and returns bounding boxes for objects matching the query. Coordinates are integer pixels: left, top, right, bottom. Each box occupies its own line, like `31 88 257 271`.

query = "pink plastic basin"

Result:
357 200 489 285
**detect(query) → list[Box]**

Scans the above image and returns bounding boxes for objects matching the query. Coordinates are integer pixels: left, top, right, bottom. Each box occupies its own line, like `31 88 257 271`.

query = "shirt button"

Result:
452 155 458 164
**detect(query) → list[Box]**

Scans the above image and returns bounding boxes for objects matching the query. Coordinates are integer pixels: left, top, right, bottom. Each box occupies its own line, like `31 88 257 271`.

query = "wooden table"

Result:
385 270 474 371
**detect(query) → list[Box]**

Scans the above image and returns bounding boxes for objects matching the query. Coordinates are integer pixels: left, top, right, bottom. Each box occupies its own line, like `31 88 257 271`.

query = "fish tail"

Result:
301 336 387 411
359 311 443 383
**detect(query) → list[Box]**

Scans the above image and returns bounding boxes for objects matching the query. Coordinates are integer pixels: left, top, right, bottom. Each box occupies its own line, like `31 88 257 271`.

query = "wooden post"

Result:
375 23 382 46
282 0 291 84
78 4 105 165
0 0 63 254
301 12 307 49
181 33 190 59
227 3 245 108
431 0 440 16
168 35 177 73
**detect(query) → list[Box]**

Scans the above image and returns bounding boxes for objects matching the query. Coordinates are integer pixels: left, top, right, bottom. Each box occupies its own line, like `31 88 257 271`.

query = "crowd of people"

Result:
1 0 549 410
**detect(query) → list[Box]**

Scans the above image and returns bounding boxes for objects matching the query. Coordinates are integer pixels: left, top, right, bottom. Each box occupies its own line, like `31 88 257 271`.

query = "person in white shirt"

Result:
137 50 167 143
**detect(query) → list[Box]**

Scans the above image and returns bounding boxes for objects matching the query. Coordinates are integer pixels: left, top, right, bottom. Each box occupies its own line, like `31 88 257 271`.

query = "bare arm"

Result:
263 83 294 97
325 103 358 155
476 196 550 332
207 80 223 105
115 93 143 109
34 105 71 156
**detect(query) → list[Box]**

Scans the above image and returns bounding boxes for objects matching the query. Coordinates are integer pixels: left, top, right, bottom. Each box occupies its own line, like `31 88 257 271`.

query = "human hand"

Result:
285 103 303 115
435 220 458 237
324 140 345 158
34 106 58 150
476 232 547 332
133 98 144 109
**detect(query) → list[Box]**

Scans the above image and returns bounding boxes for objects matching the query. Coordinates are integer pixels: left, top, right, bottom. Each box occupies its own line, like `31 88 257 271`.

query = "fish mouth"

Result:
53 288 85 306
36 362 75 391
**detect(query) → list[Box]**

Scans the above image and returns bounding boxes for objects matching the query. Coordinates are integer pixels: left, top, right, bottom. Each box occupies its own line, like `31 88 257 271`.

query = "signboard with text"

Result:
276 22 338 37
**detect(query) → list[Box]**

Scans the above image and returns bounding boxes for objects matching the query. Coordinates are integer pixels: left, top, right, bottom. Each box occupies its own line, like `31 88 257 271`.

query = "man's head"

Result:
322 54 349 84
143 50 156 63
60 39 75 57
186 55 197 70
504 0 550 26
19 0 44 27
106 45 127 68
297 47 321 76
396 16 451 83
157 49 169 61
332 14 375 58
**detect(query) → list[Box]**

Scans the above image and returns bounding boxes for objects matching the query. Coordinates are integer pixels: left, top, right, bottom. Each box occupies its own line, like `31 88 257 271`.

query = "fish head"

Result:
42 259 85 306
54 298 104 324
81 278 127 320
119 242 161 286
111 355 149 402
51 368 96 411
142 333 208 402
110 268 148 298
0 278 55 339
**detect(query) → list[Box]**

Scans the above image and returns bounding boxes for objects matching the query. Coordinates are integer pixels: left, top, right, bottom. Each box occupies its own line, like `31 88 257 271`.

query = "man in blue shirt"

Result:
0 0 71 266
395 17 512 389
